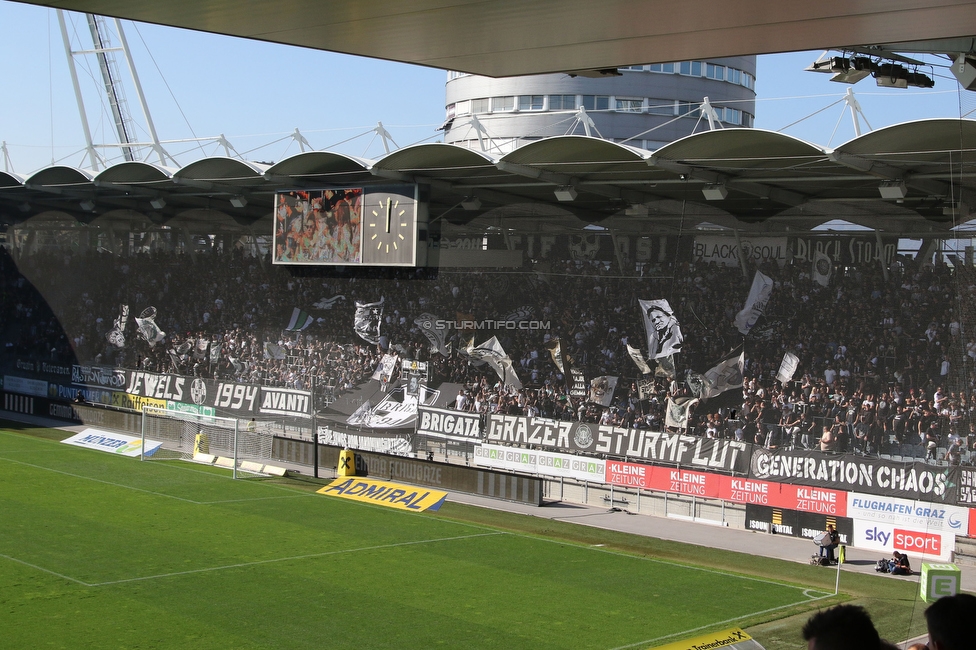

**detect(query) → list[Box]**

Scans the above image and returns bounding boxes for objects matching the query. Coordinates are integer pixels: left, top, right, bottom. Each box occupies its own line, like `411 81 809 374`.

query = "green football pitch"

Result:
0 425 865 649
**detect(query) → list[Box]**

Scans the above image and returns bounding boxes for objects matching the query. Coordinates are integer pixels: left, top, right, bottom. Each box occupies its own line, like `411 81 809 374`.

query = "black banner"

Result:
957 467 976 506
70 368 314 419
417 405 481 442
486 413 750 474
749 448 958 503
745 504 853 545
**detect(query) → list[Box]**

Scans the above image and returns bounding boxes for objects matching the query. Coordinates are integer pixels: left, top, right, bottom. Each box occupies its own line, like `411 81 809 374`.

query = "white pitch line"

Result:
0 455 204 504
0 455 313 506
0 553 93 587
607 591 836 650
87 531 506 587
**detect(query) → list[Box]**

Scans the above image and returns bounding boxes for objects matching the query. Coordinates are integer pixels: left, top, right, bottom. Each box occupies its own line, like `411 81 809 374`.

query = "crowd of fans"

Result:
2 238 976 463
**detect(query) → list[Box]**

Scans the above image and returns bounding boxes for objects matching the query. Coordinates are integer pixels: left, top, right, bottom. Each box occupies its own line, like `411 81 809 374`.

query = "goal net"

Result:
141 407 273 478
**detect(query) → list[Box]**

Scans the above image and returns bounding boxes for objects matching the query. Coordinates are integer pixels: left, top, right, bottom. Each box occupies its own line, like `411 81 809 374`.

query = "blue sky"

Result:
1 1 971 175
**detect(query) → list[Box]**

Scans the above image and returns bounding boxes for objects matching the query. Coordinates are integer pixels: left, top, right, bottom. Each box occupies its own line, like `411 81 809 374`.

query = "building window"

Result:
446 104 456 120
706 63 725 81
728 68 741 85
620 65 645 71
648 63 675 73
615 98 643 113
677 102 700 116
470 98 490 114
678 61 703 76
492 96 515 112
742 72 755 89
647 100 675 116
518 95 545 111
549 94 576 110
454 100 470 116
581 95 610 111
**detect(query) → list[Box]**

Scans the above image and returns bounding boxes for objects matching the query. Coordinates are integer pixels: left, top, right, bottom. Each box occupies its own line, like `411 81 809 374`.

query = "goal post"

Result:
140 406 273 478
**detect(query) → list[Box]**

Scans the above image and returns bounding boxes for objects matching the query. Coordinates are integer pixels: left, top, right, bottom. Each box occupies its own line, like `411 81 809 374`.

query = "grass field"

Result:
0 421 932 649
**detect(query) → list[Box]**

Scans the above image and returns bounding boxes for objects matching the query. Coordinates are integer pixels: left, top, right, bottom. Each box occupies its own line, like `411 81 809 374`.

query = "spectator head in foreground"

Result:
925 593 976 650
802 604 882 650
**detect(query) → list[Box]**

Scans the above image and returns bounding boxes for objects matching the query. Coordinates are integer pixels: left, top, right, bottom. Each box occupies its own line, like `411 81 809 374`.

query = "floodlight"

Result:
878 181 907 199
554 186 578 202
229 196 247 208
79 200 95 211
150 198 166 209
461 196 482 210
702 183 728 201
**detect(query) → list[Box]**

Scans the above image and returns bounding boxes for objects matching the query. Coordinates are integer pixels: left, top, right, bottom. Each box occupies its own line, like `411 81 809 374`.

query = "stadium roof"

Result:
3 119 976 238
22 0 976 78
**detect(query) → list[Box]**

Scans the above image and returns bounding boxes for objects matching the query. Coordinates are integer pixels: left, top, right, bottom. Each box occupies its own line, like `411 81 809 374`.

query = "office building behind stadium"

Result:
443 57 756 153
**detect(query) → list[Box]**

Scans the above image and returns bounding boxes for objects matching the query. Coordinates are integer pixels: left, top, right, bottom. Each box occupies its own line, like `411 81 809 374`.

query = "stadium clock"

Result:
362 186 418 266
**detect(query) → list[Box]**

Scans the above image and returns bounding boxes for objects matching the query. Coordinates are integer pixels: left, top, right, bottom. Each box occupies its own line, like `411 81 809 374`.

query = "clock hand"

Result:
385 198 391 233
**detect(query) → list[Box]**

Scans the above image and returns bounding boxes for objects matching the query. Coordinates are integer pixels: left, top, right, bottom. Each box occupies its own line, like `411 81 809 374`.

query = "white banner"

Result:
417 405 481 441
734 271 773 335
847 492 970 535
776 352 800 385
852 520 954 561
473 443 605 483
3 375 48 397
61 428 162 457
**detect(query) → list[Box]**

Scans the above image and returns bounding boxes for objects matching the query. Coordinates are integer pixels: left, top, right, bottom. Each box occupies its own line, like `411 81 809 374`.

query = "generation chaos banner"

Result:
749 448 958 503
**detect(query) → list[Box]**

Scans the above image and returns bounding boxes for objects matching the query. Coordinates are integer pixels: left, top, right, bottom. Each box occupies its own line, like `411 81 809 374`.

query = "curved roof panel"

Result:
654 129 828 172
265 151 372 178
0 171 25 188
94 161 175 185
502 136 646 166
175 157 269 182
374 143 497 172
837 118 976 157
26 166 95 188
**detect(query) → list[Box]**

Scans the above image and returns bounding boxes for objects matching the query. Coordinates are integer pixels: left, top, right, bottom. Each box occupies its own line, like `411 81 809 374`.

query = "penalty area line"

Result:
0 553 93 587
607 591 835 650
88 531 507 587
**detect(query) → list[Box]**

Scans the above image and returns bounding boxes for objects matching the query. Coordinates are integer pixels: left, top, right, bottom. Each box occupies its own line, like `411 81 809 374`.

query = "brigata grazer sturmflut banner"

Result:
749 448 959 503
416 405 481 442
71 365 311 418
486 413 749 474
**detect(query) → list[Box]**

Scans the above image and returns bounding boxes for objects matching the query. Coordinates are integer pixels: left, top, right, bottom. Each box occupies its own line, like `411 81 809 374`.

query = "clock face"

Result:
362 188 417 266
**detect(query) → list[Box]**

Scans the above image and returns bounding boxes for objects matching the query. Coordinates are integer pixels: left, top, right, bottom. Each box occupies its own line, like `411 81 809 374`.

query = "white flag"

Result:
701 347 745 401
626 343 652 375
467 336 522 389
353 298 384 345
776 352 800 385
665 397 699 430
134 307 165 348
589 376 618 406
813 250 832 287
734 271 773 335
639 299 683 359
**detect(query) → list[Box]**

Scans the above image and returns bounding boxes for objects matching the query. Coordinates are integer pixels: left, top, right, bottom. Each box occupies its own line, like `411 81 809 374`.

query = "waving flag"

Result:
734 271 773 335
354 298 384 344
286 307 313 331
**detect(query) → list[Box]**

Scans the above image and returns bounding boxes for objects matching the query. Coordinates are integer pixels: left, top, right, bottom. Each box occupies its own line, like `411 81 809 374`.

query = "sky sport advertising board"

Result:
852 520 954 561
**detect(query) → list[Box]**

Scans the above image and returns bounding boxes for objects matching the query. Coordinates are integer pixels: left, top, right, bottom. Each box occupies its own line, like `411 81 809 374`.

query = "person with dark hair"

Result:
889 551 912 575
817 524 840 564
802 604 883 649
925 593 976 650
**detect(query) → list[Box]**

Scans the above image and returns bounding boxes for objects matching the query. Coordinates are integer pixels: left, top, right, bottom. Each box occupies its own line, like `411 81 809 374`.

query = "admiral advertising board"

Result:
417 405 480 442
852 520 954 561
487 414 748 473
473 443 605 483
749 448 957 503
744 504 853 544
